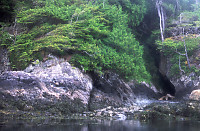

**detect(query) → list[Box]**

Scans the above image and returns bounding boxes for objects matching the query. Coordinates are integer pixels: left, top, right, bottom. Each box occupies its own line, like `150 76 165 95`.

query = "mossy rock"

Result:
136 102 200 121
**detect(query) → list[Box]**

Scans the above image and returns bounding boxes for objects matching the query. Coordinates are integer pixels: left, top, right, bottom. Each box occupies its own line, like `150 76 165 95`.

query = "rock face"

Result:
171 73 200 99
129 81 160 100
0 56 93 114
159 14 200 100
0 55 160 116
159 53 200 100
89 73 160 111
89 72 136 111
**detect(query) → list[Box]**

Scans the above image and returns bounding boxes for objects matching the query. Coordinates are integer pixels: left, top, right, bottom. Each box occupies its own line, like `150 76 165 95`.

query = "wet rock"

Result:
113 114 127 120
135 101 200 121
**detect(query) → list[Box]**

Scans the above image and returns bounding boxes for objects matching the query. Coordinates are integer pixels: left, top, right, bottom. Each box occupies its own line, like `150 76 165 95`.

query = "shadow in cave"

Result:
158 72 176 96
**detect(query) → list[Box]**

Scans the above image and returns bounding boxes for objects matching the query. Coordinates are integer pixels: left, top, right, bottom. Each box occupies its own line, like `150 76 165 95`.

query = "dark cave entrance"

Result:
158 72 176 96
142 43 176 96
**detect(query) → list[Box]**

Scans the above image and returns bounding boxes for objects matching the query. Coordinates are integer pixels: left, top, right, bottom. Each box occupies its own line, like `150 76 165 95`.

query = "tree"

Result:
1 0 150 81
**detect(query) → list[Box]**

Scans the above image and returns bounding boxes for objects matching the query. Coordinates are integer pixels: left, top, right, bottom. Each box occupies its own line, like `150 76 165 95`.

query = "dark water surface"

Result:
0 119 200 131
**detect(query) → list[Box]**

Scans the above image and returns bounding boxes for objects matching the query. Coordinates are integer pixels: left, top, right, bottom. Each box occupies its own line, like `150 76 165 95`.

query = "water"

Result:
1 119 200 131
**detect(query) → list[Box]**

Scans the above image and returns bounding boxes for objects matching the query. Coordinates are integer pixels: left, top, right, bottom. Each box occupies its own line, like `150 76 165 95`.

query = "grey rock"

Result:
0 57 93 114
89 72 136 111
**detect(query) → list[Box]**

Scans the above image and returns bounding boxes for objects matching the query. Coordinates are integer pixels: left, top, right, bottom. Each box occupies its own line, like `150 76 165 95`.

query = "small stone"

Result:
96 112 101 116
55 82 59 85
107 106 112 110
89 113 94 117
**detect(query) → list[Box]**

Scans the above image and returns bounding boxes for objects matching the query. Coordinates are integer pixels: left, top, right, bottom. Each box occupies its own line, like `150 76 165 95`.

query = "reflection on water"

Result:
0 119 200 131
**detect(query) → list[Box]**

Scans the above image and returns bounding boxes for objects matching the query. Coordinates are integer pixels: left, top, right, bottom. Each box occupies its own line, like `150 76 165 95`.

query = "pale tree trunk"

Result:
176 0 180 10
195 0 199 10
183 39 191 69
182 28 191 69
179 55 185 73
175 28 191 73
12 17 17 45
175 0 180 17
161 4 165 32
196 0 199 5
156 0 165 42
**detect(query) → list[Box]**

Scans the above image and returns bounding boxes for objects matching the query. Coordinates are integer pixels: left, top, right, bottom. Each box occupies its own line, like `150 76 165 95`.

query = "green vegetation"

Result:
0 0 150 81
1 0 199 83
156 35 200 77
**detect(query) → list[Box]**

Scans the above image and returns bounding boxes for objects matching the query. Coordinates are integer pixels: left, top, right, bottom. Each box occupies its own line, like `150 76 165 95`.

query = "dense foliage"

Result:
1 0 199 84
0 0 150 81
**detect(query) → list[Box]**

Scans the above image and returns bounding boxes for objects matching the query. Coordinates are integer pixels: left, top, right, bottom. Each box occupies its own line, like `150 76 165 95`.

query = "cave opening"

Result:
158 72 176 96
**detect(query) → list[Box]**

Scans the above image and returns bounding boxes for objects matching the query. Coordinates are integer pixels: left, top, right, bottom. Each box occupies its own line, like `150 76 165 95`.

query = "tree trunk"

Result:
156 0 165 42
12 17 17 45
194 0 199 10
182 28 191 69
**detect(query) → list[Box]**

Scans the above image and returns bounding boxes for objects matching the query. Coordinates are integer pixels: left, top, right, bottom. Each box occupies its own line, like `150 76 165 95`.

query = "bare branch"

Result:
175 48 185 56
182 28 191 69
183 39 191 69
179 55 185 73
83 51 93 57
12 17 17 45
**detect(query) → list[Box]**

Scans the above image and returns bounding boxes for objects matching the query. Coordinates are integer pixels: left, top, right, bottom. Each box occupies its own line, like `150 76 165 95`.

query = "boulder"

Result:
135 101 200 121
190 90 200 101
0 56 93 114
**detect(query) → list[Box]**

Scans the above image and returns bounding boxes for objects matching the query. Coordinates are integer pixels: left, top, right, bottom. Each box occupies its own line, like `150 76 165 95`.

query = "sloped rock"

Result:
129 81 160 100
89 72 136 110
89 88 124 111
0 56 93 114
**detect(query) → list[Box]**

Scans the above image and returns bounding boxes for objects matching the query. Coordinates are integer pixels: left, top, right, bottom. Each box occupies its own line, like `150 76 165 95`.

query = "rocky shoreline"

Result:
1 99 200 122
0 56 200 122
